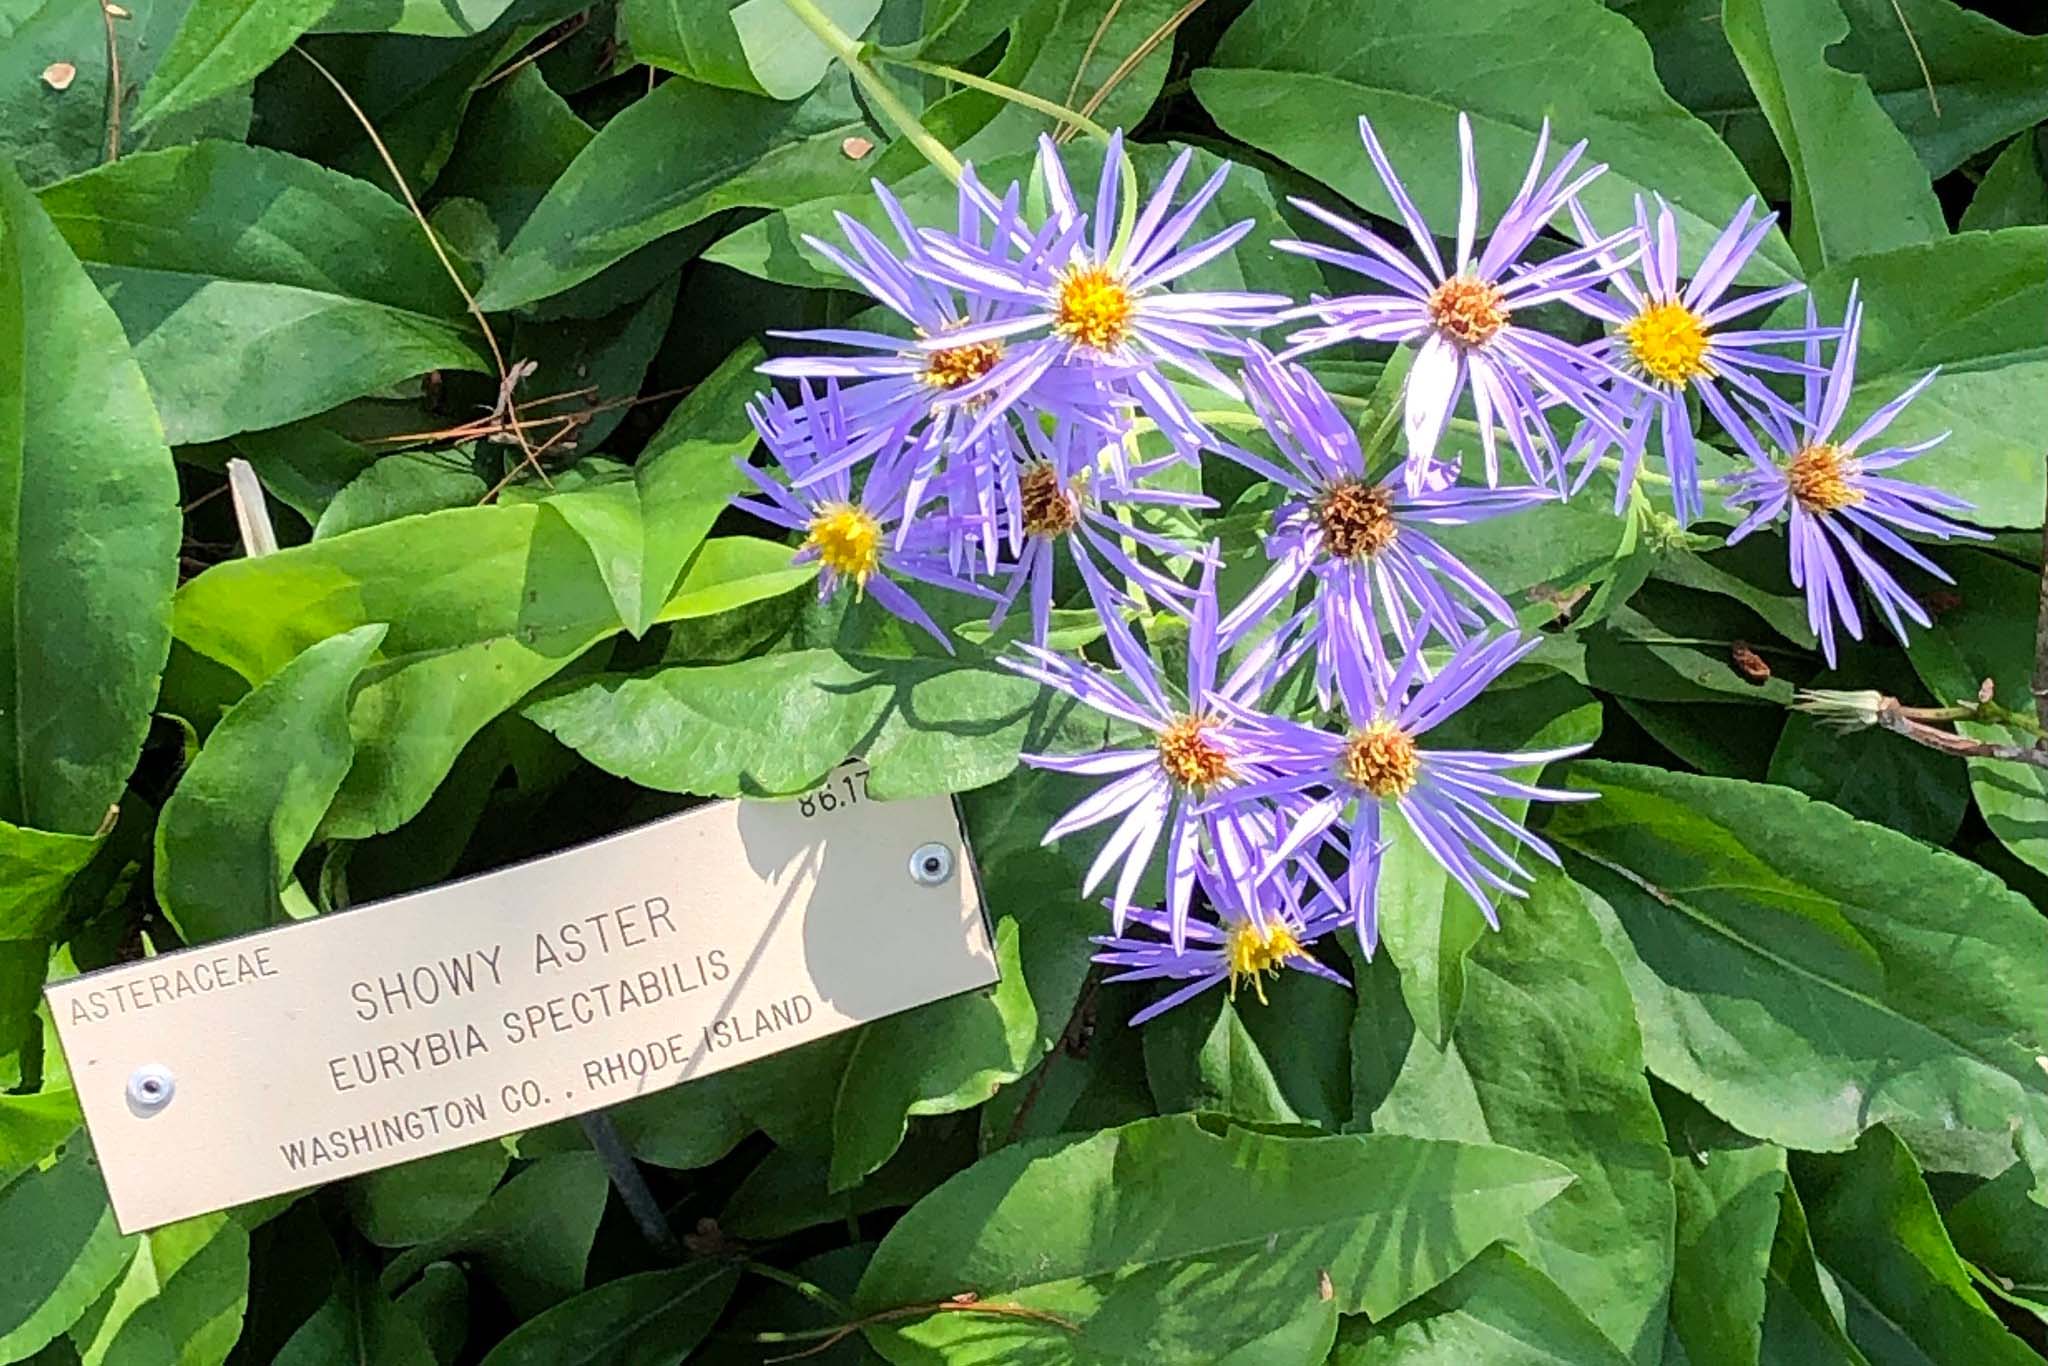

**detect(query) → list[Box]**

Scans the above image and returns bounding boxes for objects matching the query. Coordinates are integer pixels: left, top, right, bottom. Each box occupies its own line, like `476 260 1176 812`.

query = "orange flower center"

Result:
1316 481 1398 560
1427 274 1509 347
1785 443 1861 513
920 338 1004 391
1018 462 1081 539
1053 263 1135 351
1341 720 1420 798
1157 714 1231 791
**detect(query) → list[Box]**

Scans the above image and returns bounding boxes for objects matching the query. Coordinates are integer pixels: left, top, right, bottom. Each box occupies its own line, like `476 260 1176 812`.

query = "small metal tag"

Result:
47 764 995 1233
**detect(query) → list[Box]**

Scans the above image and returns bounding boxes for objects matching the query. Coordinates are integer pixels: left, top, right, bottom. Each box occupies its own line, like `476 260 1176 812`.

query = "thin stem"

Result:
781 0 962 183
742 1261 855 1320
881 56 1112 143
1601 453 1673 488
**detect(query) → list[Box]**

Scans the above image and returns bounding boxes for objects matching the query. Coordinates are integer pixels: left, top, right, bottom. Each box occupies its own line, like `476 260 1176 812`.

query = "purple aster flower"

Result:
1721 289 1988 666
1277 113 1644 488
1564 195 1825 526
733 382 989 651
756 172 1113 566
984 419 1214 644
910 131 1289 460
1092 862 1350 1025
1220 347 1553 696
1214 624 1590 954
1002 560 1308 947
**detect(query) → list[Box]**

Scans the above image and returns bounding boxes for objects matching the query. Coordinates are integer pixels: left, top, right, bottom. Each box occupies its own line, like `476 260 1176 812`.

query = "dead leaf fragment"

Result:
104 3 131 16
841 135 874 159
1318 1268 1335 1301
42 61 77 91
1729 640 1771 684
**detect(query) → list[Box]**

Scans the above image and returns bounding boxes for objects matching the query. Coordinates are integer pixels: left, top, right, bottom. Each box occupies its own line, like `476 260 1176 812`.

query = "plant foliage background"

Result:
2 0 2047 1361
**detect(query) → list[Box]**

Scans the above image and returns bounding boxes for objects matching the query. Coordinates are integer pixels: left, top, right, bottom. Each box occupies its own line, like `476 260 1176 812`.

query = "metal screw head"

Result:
126 1064 176 1117
908 842 954 886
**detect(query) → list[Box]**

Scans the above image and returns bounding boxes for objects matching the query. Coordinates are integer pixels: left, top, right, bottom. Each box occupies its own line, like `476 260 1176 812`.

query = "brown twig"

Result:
1797 679 2048 770
1064 0 1126 111
479 11 590 89
2034 450 2048 733
99 0 123 161
1887 0 1941 119
760 1296 1079 1363
1059 0 1206 143
1004 965 1102 1144
290 45 551 488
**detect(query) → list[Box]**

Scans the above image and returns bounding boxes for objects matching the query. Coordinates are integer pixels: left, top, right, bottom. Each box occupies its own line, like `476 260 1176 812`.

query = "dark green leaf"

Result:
153 624 384 943
36 142 488 444
0 159 179 837
68 1211 249 1363
855 1115 1575 1361
625 0 880 99
1961 133 2048 232
0 1140 134 1360
1660 1087 1788 1366
1551 761 2048 1184
475 1264 739 1365
383 1151 607 1318
344 1141 511 1248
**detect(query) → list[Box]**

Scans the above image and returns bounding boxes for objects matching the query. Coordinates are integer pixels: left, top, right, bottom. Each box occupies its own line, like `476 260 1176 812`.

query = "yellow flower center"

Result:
1316 481 1398 560
1018 462 1081 539
1426 274 1509 347
805 503 882 585
1225 919 1305 1006
1053 263 1135 351
1784 443 1861 514
1621 299 1710 386
1341 719 1420 798
1156 714 1231 791
920 338 1004 391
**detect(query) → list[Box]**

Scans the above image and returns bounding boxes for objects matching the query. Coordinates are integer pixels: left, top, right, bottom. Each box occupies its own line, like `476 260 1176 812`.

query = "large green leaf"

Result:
1660 1087 1788 1366
1961 132 2048 232
477 72 870 309
1904 548 2048 876
0 1141 136 1359
382 1152 606 1319
1549 762 2048 1185
1723 0 1944 270
36 142 488 443
1330 1248 1632 1366
1144 975 1353 1129
0 0 251 188
855 1116 1575 1362
1942 1161 2048 1318
1798 1127 2038 1365
70 1211 249 1365
172 501 623 839
1195 0 1798 285
153 624 384 944
475 1264 739 1365
274 1256 436 1365
524 648 1054 800
344 1141 510 1248
1767 655 1967 848
1760 1180 1869 1366
1829 0 2048 178
1770 228 2048 526
135 0 342 127
625 0 881 99
0 159 178 838
1372 872 1674 1364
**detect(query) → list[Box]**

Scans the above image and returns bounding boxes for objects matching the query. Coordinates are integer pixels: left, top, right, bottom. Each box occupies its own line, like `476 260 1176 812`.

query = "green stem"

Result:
881 57 1113 143
1979 699 2048 741
780 0 962 183
741 1261 854 1319
1601 453 1673 488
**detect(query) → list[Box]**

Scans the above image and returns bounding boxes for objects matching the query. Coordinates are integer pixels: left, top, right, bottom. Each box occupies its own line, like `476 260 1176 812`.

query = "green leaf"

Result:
1195 0 1798 286
542 341 762 636
1905 548 2048 876
70 1212 249 1366
828 917 1035 1190
0 1090 82 1189
275 1256 436 1365
1372 872 1674 1364
1961 132 2048 232
1942 1162 2048 1317
1144 976 1352 1129
430 66 593 242
1760 1179 1870 1366
383 1152 606 1319
1828 0 2048 178
855 1116 1575 1362
1723 0 1945 270
0 159 179 838
315 452 490 540
661 537 816 621
507 274 678 455
315 0 513 35
173 500 627 839
477 73 869 309
0 1140 136 1360
344 1142 510 1248
1769 228 2048 526
475 1264 739 1365
36 142 488 444
723 1126 967 1239
153 624 385 943
625 0 880 99
525 649 1051 800
0 0 252 189
0 823 103 939
1797 1127 2038 1365
135 0 342 127
1550 761 2048 1184
1331 1247 1632 1366
1660 1087 1788 1366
